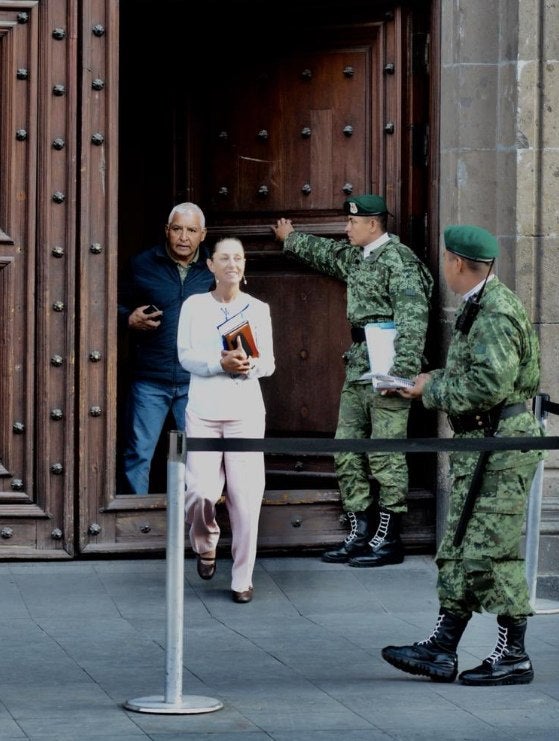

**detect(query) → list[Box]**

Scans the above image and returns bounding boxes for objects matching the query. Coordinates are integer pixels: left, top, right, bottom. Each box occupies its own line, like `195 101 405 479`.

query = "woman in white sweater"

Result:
177 237 275 603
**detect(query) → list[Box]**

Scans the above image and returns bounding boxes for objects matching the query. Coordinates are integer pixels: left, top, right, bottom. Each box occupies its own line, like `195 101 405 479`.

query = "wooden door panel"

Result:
0 0 76 556
279 48 371 210
208 44 373 214
208 59 281 213
202 18 387 449
76 0 120 554
0 4 38 509
249 273 347 433
0 255 16 488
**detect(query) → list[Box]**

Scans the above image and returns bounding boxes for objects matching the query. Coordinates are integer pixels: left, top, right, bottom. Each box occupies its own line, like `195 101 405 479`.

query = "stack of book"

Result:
217 312 259 357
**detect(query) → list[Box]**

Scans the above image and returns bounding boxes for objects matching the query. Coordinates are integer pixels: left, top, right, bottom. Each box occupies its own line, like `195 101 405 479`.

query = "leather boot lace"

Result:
417 611 444 646
369 510 390 548
344 512 358 545
485 625 508 664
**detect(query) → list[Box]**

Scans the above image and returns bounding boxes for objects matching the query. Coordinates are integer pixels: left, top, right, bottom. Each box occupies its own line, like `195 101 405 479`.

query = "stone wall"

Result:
438 0 559 580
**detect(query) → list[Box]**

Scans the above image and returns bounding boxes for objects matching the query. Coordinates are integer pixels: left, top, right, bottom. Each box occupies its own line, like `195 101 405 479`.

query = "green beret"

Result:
344 194 388 216
444 224 499 262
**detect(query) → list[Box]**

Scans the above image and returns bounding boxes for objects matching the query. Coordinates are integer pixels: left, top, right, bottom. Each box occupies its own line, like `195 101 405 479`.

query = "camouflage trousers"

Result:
334 380 410 514
436 462 538 619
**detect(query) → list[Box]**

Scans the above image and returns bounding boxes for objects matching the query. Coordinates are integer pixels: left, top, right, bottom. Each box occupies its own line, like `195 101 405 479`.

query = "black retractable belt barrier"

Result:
185 435 559 454
186 392 559 615
542 397 559 416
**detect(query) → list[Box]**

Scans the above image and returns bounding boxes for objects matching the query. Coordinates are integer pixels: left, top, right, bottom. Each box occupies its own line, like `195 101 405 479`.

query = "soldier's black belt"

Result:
351 326 366 343
448 402 526 435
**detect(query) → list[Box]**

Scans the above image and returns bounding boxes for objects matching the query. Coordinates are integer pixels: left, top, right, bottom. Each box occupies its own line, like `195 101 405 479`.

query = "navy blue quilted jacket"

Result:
117 244 214 384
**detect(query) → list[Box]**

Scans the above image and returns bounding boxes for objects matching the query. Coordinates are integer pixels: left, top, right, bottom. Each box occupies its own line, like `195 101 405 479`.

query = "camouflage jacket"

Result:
422 277 545 475
283 232 433 382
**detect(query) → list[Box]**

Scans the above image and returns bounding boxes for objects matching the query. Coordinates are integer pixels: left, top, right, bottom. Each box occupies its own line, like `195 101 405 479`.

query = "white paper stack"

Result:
359 321 414 390
365 321 396 376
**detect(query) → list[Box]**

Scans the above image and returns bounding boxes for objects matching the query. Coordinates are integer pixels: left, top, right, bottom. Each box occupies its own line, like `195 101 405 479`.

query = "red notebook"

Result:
219 316 259 357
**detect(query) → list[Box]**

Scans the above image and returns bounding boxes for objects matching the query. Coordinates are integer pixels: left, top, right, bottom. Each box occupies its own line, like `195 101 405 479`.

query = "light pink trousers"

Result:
185 408 265 592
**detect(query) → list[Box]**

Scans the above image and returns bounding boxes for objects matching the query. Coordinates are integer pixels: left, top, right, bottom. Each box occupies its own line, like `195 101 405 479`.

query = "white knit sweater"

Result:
177 291 275 420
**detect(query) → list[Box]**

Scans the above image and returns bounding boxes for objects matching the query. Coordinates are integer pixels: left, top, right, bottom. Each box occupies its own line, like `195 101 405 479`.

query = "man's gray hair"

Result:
167 202 206 228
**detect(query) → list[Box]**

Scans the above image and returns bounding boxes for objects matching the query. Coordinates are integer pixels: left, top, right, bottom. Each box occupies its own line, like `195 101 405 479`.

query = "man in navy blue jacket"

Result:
117 202 214 494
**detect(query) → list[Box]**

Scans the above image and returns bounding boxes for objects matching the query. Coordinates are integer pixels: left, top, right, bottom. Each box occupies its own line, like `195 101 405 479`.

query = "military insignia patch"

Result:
349 202 358 214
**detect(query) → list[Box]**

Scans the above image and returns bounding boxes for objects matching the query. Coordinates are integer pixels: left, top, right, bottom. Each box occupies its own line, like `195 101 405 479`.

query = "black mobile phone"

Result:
144 304 159 315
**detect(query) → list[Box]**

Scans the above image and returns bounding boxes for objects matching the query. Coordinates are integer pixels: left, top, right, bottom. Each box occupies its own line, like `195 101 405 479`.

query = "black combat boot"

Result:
459 615 534 686
322 511 371 563
347 508 404 567
382 609 470 682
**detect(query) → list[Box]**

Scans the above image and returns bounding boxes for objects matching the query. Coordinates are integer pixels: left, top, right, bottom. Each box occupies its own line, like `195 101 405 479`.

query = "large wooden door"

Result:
115 0 437 553
0 0 436 558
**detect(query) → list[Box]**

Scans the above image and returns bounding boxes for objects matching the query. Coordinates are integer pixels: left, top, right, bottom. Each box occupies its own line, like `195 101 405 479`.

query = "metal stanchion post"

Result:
525 394 559 615
124 431 223 714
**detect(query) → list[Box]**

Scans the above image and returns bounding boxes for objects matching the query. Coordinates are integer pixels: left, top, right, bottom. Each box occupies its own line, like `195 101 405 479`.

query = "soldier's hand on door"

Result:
271 218 294 242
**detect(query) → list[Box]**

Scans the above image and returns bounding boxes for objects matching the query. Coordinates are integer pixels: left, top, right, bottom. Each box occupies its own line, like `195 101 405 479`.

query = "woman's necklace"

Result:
214 289 242 321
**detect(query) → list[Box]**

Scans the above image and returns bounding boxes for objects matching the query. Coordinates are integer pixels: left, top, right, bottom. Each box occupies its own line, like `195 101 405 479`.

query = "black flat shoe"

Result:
232 587 253 603
196 553 216 580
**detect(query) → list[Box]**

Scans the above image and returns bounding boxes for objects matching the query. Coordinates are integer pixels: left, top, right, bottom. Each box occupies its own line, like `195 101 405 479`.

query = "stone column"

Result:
437 0 558 574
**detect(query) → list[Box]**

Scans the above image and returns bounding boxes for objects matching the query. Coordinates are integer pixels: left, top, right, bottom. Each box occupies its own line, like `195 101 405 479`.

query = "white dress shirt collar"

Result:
363 232 391 259
463 273 495 301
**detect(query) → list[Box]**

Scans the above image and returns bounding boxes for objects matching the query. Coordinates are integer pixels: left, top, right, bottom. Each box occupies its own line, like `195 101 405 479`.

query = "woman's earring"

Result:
243 276 247 285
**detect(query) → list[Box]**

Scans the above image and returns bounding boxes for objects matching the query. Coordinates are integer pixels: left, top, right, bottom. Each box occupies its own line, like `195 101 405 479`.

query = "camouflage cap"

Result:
343 194 389 216
444 224 499 262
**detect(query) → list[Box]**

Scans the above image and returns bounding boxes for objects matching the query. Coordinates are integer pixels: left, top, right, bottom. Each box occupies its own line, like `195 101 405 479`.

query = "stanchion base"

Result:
124 695 223 714
533 598 559 615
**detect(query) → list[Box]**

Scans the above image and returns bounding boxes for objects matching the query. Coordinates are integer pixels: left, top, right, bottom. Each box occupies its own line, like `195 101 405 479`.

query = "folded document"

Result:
358 371 414 389
365 372 415 390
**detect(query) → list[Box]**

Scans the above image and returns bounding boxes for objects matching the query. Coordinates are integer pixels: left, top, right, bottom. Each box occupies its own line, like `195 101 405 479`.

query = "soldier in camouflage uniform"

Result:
382 224 545 686
272 195 433 567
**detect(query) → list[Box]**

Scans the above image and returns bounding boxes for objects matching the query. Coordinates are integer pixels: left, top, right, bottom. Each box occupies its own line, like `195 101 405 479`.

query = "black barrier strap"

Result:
185 436 559 454
543 398 559 416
